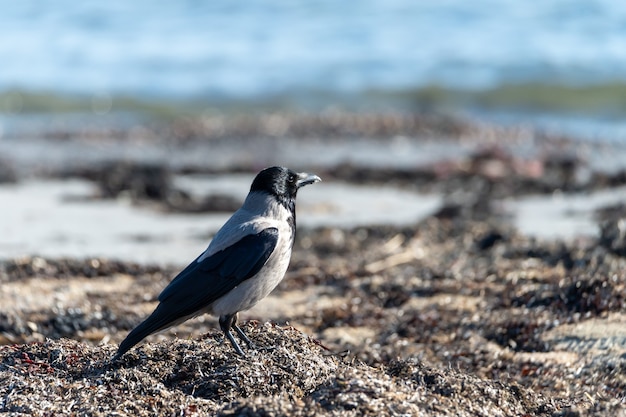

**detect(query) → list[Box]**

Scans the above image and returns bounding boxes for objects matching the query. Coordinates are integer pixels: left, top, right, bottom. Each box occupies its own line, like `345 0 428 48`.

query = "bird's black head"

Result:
250 166 321 206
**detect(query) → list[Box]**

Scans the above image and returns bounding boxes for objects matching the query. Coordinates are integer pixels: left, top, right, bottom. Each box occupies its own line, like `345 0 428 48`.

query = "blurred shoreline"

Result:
2 109 626 264
3 107 626 174
3 85 626 144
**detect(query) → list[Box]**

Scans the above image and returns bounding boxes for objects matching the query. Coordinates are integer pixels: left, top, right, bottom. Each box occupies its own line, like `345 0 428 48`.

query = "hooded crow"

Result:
113 166 321 360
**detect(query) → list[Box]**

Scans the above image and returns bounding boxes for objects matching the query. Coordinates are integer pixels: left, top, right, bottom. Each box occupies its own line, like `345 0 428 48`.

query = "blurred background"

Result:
1 0 626 137
2 0 626 262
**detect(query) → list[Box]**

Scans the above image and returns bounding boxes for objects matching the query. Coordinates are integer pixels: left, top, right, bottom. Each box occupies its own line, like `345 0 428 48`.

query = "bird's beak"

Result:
296 172 321 188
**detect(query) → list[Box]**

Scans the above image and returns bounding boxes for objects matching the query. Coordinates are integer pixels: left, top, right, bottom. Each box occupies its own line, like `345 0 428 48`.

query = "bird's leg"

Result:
219 314 245 356
231 313 256 349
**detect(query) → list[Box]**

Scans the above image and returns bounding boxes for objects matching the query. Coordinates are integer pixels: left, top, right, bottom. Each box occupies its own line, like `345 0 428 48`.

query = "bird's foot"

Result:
224 331 247 357
233 324 257 349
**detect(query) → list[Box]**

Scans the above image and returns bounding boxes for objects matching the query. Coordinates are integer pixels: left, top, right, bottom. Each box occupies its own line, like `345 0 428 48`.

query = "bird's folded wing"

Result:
156 227 279 318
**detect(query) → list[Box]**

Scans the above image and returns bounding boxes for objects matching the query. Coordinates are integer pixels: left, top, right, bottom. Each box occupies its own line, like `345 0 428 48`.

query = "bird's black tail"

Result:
112 306 174 361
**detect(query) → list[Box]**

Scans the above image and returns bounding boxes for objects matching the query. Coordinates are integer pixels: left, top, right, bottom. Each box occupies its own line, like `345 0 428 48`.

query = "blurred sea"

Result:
2 0 626 140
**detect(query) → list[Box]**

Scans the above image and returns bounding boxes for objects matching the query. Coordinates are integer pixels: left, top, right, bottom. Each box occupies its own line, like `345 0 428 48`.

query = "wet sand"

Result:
1 112 626 415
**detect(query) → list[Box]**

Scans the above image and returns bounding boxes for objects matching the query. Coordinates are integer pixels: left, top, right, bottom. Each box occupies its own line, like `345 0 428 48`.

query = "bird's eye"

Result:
288 174 296 183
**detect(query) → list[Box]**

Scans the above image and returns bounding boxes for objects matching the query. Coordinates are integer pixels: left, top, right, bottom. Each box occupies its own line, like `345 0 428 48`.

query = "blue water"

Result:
2 0 626 99
3 0 626 143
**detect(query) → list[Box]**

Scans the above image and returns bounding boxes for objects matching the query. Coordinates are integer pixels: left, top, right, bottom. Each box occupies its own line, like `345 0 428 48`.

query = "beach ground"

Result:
1 112 626 416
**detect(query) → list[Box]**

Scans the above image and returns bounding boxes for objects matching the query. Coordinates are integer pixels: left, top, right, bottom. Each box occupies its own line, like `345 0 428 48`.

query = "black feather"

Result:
113 228 279 360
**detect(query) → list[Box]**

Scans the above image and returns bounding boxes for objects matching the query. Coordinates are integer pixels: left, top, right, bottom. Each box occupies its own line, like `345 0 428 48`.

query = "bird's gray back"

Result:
200 191 294 260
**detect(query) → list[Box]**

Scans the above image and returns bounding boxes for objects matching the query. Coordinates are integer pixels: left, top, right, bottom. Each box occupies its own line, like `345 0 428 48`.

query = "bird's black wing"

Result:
158 227 279 311
113 227 278 360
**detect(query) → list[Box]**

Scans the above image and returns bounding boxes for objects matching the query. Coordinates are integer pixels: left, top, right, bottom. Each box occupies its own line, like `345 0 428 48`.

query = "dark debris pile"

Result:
0 324 566 416
57 161 243 214
39 142 626 223
0 256 165 283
